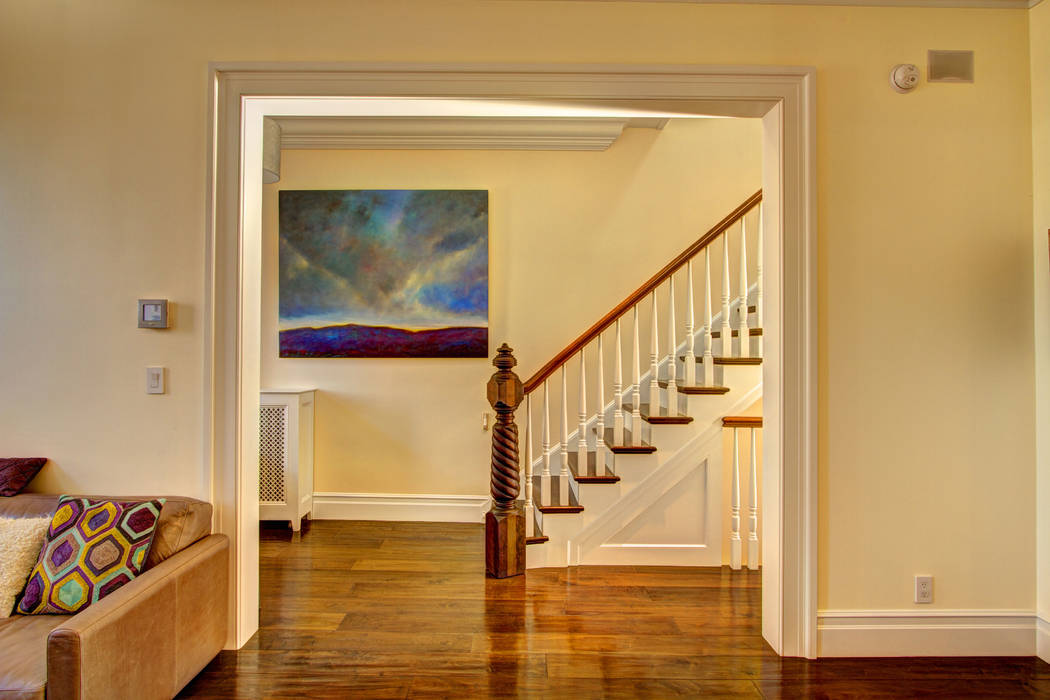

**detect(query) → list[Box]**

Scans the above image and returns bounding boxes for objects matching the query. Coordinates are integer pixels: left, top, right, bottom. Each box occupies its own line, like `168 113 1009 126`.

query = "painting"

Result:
277 189 488 358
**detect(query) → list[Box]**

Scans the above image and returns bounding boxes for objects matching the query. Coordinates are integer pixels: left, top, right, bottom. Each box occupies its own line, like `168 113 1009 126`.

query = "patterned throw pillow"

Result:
16 496 165 615
0 458 47 496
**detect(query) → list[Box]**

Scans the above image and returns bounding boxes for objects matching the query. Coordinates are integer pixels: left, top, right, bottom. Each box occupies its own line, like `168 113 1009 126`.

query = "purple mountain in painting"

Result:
280 324 488 358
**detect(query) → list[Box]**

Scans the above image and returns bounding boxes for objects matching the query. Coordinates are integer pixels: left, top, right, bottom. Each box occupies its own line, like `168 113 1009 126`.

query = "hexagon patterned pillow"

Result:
16 496 165 615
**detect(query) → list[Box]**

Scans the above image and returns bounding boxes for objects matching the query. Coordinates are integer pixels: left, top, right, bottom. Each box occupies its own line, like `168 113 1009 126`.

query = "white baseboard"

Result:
818 610 1038 657
1038 614 1049 663
311 492 490 523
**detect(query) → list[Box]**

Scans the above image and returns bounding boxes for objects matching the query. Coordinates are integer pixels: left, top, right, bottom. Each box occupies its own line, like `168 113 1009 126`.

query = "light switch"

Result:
146 367 165 394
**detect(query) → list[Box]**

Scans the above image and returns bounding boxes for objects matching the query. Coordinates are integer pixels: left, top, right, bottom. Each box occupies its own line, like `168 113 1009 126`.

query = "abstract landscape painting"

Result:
278 190 488 358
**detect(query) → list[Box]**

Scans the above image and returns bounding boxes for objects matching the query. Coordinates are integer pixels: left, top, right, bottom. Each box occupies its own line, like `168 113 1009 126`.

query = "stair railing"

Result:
514 190 763 538
723 416 763 570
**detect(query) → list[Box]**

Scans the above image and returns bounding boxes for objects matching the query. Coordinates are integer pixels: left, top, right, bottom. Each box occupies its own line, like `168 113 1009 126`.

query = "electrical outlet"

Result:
915 575 933 603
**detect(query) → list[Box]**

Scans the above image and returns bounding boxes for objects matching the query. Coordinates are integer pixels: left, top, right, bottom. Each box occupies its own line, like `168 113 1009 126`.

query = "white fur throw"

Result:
0 516 51 617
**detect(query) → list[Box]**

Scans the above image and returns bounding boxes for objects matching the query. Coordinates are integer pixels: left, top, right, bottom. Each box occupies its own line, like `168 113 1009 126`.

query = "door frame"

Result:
204 62 817 656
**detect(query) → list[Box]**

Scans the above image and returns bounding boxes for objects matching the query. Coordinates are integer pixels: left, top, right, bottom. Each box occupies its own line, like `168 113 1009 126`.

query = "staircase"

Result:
514 191 765 570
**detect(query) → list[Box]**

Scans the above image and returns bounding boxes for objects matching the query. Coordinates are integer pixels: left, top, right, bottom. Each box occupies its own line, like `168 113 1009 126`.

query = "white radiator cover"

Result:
259 389 315 531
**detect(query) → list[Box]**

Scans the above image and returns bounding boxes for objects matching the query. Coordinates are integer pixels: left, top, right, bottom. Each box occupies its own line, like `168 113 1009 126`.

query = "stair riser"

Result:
610 452 659 488
648 423 694 454
715 362 761 388
683 391 740 427
682 366 761 423
577 482 622 526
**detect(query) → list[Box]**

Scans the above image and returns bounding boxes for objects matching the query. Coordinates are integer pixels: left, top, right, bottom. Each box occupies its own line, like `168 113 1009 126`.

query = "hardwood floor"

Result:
179 520 1050 699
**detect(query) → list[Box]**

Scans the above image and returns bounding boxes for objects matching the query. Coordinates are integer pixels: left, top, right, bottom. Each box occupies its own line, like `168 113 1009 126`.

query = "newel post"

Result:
485 343 526 578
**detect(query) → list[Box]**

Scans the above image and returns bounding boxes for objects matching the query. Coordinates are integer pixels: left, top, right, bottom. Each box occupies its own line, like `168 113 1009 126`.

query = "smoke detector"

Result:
890 64 920 93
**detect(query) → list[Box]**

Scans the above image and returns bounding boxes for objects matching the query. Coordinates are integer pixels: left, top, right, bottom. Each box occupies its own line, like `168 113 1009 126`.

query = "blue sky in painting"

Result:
278 190 488 331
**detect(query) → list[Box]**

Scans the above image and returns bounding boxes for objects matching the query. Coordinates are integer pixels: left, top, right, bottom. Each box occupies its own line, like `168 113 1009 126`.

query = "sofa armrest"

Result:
45 534 229 700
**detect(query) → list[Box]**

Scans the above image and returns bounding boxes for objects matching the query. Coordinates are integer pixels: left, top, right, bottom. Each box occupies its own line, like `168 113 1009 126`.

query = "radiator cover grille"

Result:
259 405 288 504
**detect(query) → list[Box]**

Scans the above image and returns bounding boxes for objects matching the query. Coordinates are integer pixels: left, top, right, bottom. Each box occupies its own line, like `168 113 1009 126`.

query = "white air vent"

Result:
259 405 288 504
928 50 974 83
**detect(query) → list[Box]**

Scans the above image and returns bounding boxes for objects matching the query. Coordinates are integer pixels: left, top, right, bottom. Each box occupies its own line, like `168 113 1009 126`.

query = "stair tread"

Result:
679 355 763 365
597 427 657 454
567 451 621 483
526 535 549 545
711 327 764 338
661 381 731 395
622 402 693 425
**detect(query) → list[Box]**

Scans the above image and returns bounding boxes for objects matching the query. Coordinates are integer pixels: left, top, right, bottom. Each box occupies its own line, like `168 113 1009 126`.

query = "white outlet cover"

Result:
914 575 933 603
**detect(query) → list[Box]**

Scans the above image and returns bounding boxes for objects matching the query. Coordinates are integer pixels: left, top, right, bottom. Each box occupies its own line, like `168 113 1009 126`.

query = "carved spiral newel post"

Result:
485 343 526 579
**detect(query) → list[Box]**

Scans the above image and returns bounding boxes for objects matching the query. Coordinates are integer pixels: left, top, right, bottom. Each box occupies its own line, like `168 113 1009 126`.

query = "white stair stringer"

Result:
525 375 762 569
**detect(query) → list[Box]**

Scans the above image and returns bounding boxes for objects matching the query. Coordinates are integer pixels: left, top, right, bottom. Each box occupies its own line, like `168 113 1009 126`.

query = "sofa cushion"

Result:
16 497 165 615
0 459 47 497
0 517 50 618
144 497 213 570
0 494 212 569
0 614 71 700
0 494 59 520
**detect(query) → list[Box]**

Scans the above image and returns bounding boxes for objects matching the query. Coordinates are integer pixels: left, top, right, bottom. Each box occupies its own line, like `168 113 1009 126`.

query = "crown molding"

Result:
274 116 668 151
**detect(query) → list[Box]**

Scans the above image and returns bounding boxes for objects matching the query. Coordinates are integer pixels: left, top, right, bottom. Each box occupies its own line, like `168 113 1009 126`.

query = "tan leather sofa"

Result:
0 494 228 700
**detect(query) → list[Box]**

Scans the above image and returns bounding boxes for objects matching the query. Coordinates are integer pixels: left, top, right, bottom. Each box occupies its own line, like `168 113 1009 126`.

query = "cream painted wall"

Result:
0 0 1035 615
1030 0 1050 648
261 119 763 495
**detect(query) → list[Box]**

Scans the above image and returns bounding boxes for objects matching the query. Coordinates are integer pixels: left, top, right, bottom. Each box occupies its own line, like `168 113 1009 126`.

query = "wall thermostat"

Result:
138 299 170 329
890 64 920 93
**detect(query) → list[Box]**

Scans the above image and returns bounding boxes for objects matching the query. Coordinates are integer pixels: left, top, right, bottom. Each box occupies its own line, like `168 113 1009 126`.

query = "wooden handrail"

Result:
722 416 763 428
523 190 762 394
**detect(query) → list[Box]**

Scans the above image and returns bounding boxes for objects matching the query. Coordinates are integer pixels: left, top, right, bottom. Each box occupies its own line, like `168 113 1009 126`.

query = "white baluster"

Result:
666 276 678 413
747 426 759 570
577 349 588 472
737 219 750 358
596 333 606 471
559 365 569 505
756 205 764 357
524 394 534 537
631 305 642 446
613 319 624 445
648 290 661 414
721 231 733 358
684 260 696 386
541 379 551 506
541 379 550 505
703 249 715 386
730 427 742 570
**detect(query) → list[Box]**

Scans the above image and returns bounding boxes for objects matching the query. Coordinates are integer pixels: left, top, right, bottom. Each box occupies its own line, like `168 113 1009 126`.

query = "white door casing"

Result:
204 63 817 657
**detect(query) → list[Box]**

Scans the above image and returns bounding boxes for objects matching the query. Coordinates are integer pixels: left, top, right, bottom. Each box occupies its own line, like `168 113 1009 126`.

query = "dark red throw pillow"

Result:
0 458 47 496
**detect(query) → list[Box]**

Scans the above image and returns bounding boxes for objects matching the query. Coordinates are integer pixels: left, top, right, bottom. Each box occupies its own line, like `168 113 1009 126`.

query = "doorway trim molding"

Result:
204 62 817 657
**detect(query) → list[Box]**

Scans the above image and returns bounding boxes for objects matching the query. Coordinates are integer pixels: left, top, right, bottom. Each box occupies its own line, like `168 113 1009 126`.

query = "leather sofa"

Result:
0 494 228 700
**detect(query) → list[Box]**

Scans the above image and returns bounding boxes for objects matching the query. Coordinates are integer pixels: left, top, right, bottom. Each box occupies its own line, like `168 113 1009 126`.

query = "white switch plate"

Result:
146 367 165 394
915 575 933 603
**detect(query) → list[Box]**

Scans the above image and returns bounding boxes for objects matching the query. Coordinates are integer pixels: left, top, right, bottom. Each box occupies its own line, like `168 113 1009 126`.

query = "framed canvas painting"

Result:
278 190 488 358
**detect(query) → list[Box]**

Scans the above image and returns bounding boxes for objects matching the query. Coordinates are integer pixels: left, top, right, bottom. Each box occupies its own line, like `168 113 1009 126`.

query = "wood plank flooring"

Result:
179 520 1050 699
